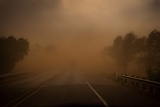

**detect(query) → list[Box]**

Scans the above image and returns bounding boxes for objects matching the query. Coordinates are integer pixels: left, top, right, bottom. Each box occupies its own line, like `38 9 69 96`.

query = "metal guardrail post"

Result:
119 74 160 95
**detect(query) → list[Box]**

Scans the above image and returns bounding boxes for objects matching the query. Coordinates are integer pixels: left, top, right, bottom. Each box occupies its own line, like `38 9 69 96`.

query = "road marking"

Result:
3 79 52 107
3 89 35 107
13 81 51 107
3 72 57 107
86 81 109 107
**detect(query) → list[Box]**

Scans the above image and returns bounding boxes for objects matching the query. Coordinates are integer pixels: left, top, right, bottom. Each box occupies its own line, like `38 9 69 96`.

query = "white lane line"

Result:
86 81 109 107
3 89 35 107
3 72 58 107
13 81 51 107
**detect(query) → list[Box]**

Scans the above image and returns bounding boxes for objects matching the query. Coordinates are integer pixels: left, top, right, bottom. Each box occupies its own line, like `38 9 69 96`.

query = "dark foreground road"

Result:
0 70 160 107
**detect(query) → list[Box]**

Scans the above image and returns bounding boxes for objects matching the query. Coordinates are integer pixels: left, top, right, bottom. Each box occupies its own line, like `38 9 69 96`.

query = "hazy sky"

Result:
0 0 160 43
1 0 160 72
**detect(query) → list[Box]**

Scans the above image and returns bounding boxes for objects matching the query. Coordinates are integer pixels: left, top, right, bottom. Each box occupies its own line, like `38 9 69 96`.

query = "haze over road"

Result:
0 71 160 107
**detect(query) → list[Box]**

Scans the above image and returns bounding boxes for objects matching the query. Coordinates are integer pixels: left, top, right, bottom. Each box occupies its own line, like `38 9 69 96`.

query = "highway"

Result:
0 70 160 107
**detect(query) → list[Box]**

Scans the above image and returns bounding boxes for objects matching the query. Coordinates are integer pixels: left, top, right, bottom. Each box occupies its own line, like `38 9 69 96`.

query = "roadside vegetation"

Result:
0 36 29 74
105 30 160 82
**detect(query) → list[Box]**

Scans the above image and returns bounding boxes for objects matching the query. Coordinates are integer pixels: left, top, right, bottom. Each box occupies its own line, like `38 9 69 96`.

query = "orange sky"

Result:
0 0 160 72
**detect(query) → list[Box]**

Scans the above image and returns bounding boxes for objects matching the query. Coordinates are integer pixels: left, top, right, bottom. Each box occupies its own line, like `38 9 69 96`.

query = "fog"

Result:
0 0 160 73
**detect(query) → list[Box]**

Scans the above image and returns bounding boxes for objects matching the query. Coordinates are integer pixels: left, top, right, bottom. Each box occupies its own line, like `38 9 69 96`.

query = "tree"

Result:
108 29 160 81
110 32 143 74
0 36 29 74
145 30 160 81
121 32 137 72
133 36 147 73
110 36 124 73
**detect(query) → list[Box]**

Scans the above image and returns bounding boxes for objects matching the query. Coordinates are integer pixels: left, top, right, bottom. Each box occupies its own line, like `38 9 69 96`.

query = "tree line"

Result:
108 30 160 82
0 36 29 74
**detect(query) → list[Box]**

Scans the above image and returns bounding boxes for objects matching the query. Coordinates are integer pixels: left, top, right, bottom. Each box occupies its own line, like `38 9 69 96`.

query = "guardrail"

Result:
0 72 27 79
119 75 160 94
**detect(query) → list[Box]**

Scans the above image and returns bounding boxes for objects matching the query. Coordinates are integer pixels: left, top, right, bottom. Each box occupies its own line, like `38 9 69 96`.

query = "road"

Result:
0 70 160 107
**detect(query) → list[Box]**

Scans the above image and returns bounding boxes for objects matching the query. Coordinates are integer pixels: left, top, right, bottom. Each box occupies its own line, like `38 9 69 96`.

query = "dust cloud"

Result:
0 0 160 73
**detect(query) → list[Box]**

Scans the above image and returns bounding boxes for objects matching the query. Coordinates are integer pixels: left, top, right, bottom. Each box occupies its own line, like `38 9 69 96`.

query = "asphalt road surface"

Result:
0 70 160 107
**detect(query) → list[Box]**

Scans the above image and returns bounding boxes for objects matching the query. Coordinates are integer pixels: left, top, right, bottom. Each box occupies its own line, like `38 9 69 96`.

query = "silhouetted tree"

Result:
110 36 124 73
122 32 138 72
110 32 143 73
145 30 160 81
107 29 160 81
133 36 147 72
0 36 29 74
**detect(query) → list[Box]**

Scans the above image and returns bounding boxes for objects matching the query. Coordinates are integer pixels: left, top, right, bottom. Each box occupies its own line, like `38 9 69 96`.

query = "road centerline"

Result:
86 81 109 107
